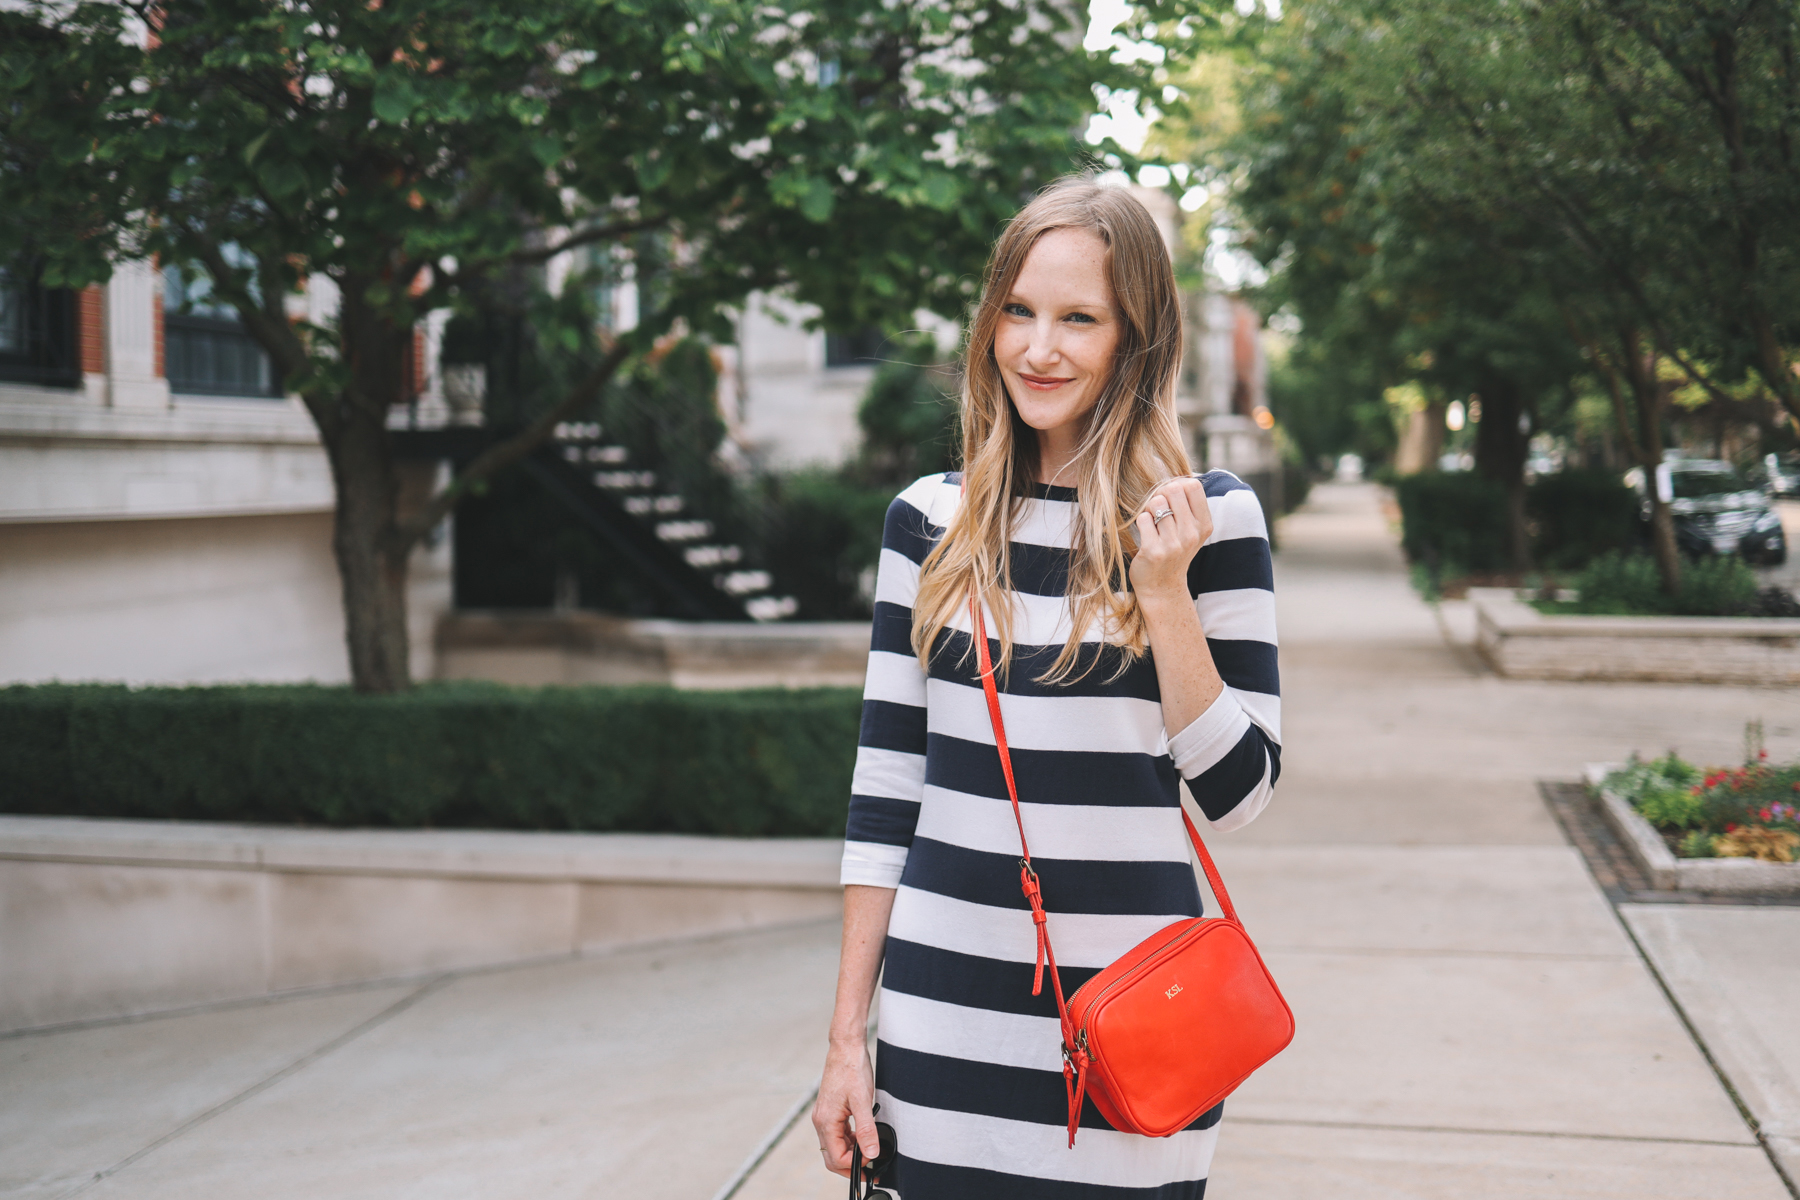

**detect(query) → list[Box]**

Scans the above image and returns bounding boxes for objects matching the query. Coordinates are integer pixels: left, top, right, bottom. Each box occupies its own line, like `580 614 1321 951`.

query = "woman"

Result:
814 178 1281 1198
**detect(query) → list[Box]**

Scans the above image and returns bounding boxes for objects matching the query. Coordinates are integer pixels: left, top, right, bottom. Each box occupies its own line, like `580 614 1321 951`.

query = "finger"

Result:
852 1100 881 1161
1135 509 1160 551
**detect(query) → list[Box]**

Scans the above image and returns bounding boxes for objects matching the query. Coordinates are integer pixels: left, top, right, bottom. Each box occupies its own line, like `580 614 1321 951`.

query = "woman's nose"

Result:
1026 320 1062 366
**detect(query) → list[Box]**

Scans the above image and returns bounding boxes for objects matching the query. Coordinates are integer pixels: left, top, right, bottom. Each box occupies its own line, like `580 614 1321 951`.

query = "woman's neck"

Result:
1035 428 1083 487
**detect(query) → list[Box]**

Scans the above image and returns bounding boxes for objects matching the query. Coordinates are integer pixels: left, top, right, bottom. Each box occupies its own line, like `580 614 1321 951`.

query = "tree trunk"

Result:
325 413 412 693
320 277 417 693
1616 339 1682 597
1472 378 1532 570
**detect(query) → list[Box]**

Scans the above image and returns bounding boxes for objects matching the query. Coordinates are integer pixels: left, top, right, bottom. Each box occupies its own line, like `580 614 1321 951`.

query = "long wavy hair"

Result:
911 178 1191 683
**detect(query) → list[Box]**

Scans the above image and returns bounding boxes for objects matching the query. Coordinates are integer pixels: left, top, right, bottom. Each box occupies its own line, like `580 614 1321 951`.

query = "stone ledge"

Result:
0 816 841 889
1582 764 1800 895
1474 588 1800 684
436 611 871 689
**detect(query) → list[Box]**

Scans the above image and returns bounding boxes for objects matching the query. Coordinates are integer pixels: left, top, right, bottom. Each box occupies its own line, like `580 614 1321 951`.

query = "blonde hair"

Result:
911 178 1191 683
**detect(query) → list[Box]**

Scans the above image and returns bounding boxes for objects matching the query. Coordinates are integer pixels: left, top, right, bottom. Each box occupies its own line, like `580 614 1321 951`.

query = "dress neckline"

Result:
1023 481 1078 502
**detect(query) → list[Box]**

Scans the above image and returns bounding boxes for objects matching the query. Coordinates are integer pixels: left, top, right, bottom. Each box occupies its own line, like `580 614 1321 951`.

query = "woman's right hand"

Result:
812 1039 879 1178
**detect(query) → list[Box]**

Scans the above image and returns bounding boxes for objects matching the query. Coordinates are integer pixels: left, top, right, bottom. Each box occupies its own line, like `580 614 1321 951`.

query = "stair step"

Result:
593 470 656 490
683 544 743 568
717 569 771 595
655 519 713 542
623 494 685 515
745 595 800 621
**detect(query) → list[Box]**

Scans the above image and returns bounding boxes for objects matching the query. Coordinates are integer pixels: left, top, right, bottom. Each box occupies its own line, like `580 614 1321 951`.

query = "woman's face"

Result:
993 226 1121 446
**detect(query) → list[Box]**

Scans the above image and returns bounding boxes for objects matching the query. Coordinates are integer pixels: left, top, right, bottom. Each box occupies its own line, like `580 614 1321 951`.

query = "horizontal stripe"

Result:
845 794 922 848
1192 586 1278 647
1206 638 1280 697
883 493 938 567
930 629 1161 701
901 836 1202 917
841 840 907 888
870 600 919 657
1167 695 1251 780
923 733 1180 808
883 937 1101 1021
1188 726 1278 823
873 547 921 610
1236 689 1281 744
874 1093 1220 1190
887 1155 1210 1200
928 679 1167 757
889 884 1191 970
880 1040 1141 1132
862 648 927 709
1188 536 1272 594
914 789 1189 862
877 987 1063 1072
850 744 926 803
1207 767 1273 833
859 698 927 755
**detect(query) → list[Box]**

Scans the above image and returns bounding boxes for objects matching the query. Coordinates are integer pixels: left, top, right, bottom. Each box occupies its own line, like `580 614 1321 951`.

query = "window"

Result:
0 269 79 387
163 263 279 398
825 327 886 368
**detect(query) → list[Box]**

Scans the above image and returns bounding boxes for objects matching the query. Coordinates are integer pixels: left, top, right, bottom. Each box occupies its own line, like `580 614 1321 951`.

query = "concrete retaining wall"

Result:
435 611 871 689
1472 588 1800 684
0 816 842 1034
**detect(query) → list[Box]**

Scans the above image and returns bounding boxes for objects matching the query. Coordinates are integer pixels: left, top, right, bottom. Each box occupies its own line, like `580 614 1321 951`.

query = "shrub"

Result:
1636 784 1707 830
1393 472 1510 574
0 683 862 836
1557 552 1762 616
1526 469 1640 569
1602 749 1800 859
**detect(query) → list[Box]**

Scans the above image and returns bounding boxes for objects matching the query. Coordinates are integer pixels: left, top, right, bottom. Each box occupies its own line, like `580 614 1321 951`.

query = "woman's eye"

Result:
1066 312 1096 324
1003 303 1032 318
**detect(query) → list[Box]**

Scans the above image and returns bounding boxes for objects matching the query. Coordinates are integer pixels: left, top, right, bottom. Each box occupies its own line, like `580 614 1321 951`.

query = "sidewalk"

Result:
3 483 1794 1199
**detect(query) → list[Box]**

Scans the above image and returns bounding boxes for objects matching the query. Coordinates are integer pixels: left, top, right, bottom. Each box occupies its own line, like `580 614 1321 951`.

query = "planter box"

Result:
1473 588 1800 684
1583 764 1800 895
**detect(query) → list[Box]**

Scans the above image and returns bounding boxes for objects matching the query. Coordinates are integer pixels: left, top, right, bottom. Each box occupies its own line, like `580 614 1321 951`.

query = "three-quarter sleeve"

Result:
1167 474 1282 832
839 478 941 887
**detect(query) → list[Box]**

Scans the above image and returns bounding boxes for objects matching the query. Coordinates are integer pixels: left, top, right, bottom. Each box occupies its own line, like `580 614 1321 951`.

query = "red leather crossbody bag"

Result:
968 598 1295 1147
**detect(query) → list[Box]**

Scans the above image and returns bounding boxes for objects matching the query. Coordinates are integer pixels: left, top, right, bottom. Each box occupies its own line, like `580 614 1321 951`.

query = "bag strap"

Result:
967 597 1244 944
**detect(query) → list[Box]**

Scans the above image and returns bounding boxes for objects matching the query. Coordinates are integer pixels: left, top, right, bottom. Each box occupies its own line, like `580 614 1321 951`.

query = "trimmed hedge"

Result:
1526 469 1640 569
1394 472 1511 573
0 683 863 836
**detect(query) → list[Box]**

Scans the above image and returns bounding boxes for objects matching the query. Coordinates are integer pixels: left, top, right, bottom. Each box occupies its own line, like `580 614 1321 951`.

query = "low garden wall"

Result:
0 817 841 1033
0 682 863 1032
1472 588 1800 685
435 612 872 690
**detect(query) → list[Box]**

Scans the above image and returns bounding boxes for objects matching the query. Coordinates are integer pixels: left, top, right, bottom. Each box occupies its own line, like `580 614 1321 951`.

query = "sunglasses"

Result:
848 1103 898 1200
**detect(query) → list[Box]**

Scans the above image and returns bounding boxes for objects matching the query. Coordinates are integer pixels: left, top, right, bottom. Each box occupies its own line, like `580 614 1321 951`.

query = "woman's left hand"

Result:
1130 476 1213 604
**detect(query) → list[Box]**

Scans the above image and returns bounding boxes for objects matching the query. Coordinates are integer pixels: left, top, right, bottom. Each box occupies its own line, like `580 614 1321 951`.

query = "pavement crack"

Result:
1228 1114 1758 1149
52 976 449 1199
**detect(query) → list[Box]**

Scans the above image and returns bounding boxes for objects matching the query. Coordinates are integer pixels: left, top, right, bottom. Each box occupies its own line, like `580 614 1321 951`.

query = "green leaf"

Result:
372 71 417 124
243 131 271 165
530 136 561 168
800 177 835 223
921 171 958 211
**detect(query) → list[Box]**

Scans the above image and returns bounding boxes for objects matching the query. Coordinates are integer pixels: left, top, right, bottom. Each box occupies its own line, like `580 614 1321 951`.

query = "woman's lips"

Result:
1018 373 1074 390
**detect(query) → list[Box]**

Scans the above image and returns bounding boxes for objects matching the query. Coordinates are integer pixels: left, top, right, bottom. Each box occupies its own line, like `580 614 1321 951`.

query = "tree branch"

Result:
392 336 634 548
510 215 670 264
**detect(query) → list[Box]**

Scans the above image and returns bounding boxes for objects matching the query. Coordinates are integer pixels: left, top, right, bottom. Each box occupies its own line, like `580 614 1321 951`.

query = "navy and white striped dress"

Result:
841 470 1281 1199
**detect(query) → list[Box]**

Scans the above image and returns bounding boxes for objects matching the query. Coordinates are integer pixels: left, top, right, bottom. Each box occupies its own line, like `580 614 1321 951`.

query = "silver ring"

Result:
1151 508 1175 524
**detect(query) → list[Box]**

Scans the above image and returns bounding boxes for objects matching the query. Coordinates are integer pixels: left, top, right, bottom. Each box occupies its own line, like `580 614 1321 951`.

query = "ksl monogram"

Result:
1165 982 1183 999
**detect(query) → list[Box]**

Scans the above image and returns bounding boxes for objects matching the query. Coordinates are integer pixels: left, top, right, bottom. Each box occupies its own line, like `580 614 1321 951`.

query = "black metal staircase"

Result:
392 424 796 622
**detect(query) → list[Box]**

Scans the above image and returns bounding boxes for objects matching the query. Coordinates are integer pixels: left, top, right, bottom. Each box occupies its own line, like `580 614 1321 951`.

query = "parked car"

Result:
1756 452 1800 499
1625 459 1788 565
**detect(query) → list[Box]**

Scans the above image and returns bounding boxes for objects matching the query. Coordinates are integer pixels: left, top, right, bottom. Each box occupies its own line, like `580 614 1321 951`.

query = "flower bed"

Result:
1602 751 1800 862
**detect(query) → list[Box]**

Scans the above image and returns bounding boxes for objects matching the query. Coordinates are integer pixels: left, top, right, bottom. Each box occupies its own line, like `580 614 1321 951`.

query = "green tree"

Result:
1 0 1197 690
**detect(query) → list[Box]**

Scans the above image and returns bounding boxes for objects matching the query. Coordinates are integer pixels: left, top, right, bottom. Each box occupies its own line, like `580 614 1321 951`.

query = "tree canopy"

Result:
1 0 1213 688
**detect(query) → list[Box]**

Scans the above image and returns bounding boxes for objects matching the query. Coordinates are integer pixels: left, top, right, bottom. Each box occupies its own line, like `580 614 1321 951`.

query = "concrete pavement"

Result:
4 482 1795 1199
